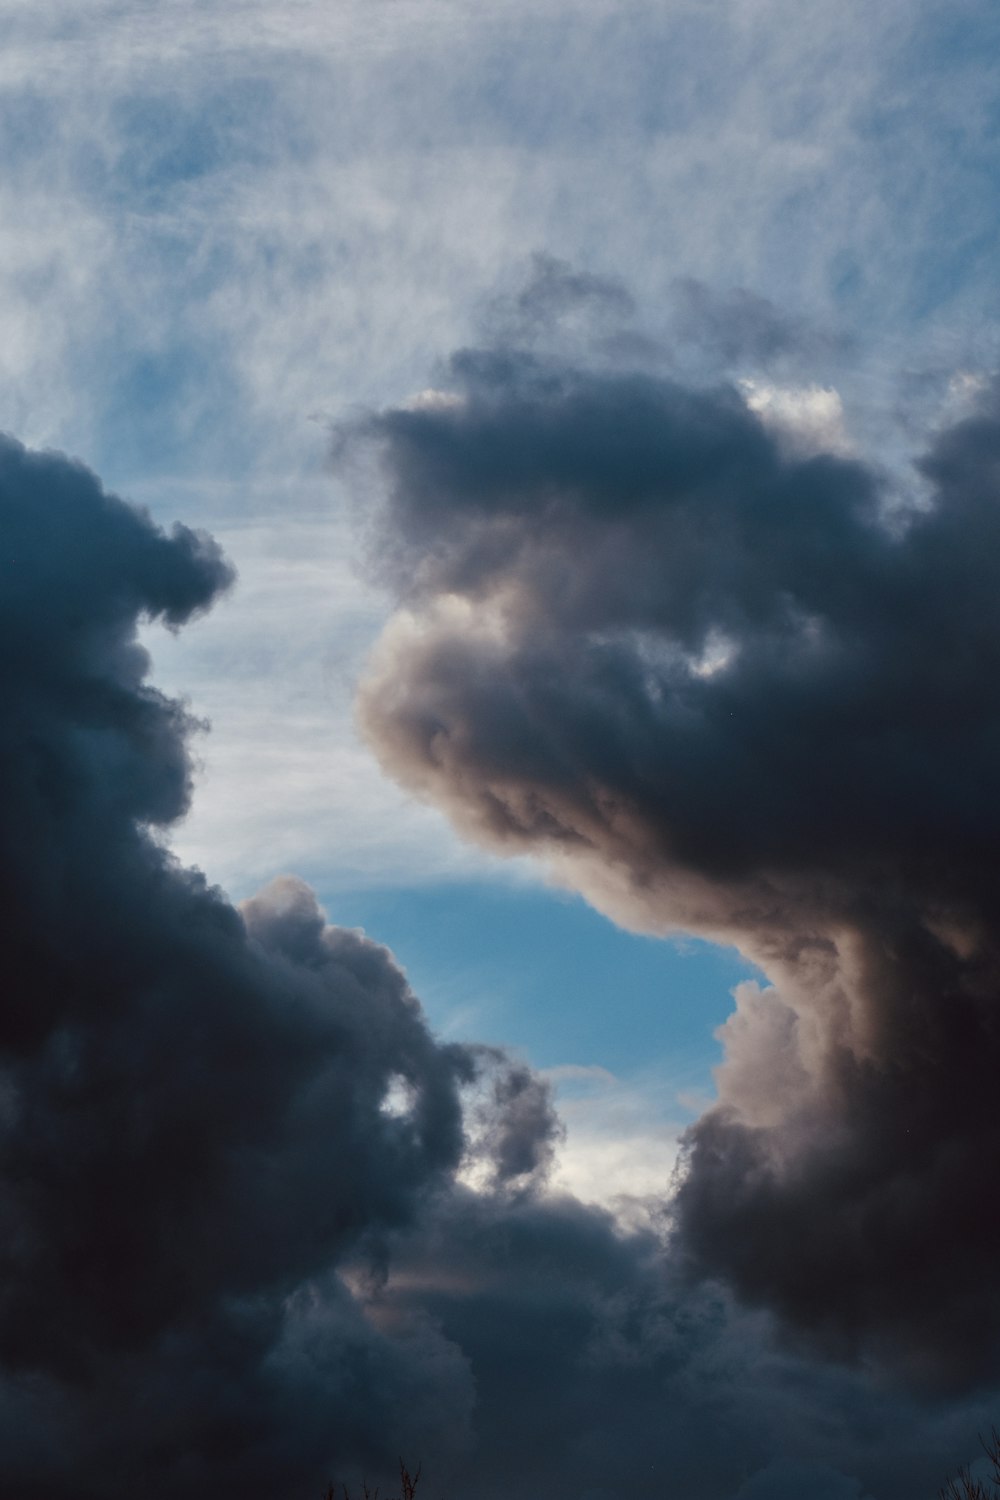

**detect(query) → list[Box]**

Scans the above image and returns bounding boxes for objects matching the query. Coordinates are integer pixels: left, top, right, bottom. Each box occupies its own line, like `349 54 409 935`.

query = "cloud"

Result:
740 379 852 457
1 406 997 1499
6 0 1000 1488
0 433 499 1495
543 1063 686 1214
351 337 1000 1387
0 414 986 1500
458 1047 564 1191
3 426 911 1500
669 279 850 375
357 1182 996 1500
732 1459 874 1500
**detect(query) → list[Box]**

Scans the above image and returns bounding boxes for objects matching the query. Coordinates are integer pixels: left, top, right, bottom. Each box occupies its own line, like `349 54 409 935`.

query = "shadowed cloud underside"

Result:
352 345 1000 1384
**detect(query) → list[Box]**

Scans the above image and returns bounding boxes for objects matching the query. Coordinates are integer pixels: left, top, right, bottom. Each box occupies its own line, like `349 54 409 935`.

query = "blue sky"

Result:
4 3 1000 1494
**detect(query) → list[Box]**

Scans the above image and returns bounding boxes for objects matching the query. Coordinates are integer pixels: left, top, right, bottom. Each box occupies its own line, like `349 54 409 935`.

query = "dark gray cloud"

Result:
462 1047 565 1188
351 340 1000 1389
668 278 850 371
361 1184 995 1500
0 434 488 1496
2 426 994 1500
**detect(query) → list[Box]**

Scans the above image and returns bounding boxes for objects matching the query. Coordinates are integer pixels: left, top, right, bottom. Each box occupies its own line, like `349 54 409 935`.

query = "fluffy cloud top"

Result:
352 336 1000 1386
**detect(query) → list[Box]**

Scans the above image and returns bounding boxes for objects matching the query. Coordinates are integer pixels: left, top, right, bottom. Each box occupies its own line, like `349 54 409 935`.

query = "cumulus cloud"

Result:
8 415 1000 1500
0 434 487 1492
0 434 527 1496
11 428 946 1500
459 1049 563 1191
351 333 1000 1387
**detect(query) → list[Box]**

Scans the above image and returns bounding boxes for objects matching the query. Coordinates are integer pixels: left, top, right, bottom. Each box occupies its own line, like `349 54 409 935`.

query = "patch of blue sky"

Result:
326 877 758 1095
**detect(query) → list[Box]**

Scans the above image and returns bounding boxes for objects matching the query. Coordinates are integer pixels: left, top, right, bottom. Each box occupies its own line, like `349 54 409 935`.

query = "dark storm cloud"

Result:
2 428 881 1500
351 344 1000 1387
0 434 493 1496
4 427 993 1500
462 1048 564 1187
363 1182 984 1500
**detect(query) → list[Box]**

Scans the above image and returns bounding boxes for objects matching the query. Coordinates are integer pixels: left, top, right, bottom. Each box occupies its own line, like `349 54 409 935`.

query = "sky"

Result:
2 1 1000 1496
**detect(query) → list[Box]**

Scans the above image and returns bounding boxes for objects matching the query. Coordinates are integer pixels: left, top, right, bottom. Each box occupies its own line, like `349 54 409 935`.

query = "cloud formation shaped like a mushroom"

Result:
354 337 1000 1386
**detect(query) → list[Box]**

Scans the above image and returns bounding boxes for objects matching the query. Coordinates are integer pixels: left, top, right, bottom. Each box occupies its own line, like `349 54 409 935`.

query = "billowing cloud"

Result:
0 434 496 1496
352 332 1000 1387
0 426 885 1500
3 425 996 1500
